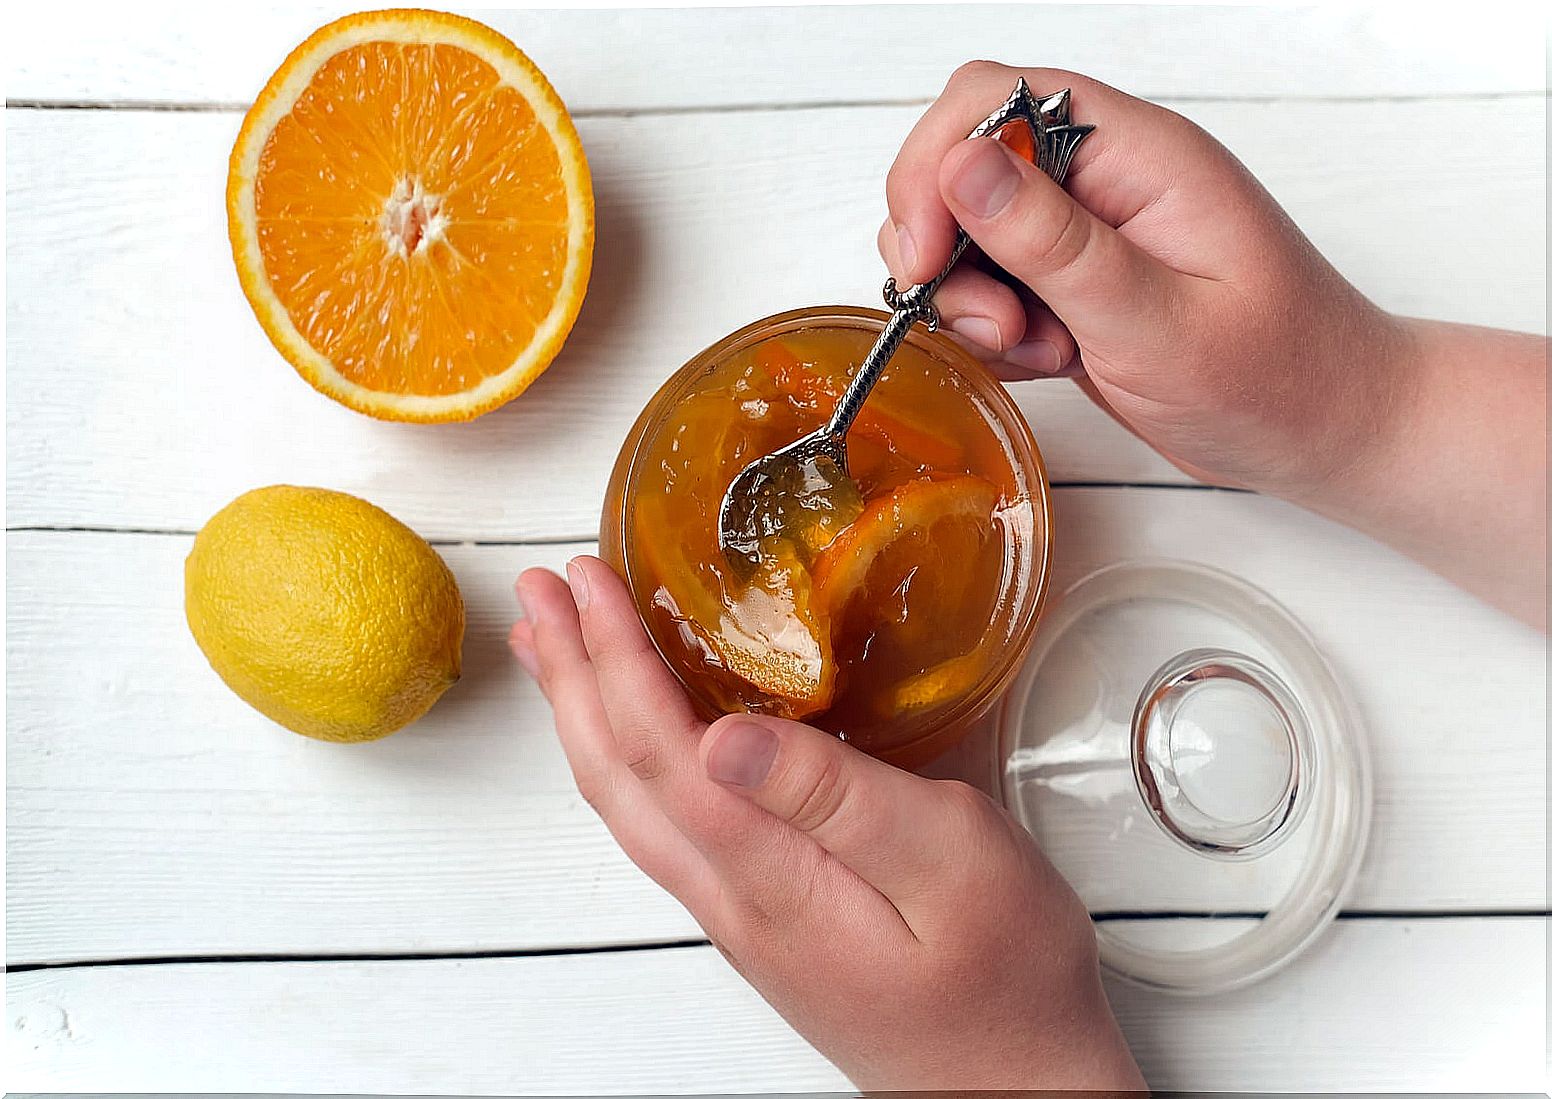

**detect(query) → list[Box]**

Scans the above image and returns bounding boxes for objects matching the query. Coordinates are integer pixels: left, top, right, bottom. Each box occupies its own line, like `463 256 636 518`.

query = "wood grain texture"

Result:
8 489 1544 964
6 97 1545 538
6 7 1548 1092
8 4 1546 107
7 918 1546 1092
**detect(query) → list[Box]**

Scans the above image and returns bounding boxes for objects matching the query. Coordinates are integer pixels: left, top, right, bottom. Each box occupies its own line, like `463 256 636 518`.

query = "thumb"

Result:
939 136 1177 342
700 713 981 906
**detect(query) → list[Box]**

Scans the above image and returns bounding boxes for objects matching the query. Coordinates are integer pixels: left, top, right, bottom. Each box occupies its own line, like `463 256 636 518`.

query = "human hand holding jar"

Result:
510 56 1544 1091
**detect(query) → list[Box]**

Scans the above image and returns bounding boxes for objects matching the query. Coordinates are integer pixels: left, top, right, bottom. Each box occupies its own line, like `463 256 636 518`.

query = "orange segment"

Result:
228 10 593 422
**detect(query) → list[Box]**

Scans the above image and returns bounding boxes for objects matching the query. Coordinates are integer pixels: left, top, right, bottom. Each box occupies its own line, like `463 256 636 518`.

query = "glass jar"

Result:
600 305 1053 768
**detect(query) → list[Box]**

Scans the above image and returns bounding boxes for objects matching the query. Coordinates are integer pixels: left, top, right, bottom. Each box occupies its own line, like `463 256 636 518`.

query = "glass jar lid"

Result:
998 559 1371 994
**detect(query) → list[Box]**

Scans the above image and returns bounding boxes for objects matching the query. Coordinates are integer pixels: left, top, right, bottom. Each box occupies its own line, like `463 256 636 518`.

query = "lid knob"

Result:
1132 648 1315 859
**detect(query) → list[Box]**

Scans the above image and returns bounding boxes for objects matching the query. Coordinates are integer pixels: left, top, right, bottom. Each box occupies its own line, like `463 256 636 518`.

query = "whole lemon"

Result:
185 485 464 742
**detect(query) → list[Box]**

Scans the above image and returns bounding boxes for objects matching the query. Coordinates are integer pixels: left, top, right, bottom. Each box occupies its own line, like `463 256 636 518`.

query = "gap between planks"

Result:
9 911 1548 975
2 483 1253 544
6 90 1549 116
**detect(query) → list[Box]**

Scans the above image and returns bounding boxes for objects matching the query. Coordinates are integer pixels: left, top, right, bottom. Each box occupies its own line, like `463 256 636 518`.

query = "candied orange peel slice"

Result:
756 338 967 472
636 498 835 719
716 545 836 718
888 652 989 715
811 475 1000 615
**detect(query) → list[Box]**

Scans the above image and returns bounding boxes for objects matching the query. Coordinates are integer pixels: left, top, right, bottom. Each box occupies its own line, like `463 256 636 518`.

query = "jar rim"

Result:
613 304 1054 758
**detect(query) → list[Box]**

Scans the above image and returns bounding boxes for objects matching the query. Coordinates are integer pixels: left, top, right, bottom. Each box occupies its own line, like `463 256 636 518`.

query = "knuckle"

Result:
948 59 1006 89
1156 101 1213 144
785 753 851 836
533 660 563 697
572 769 609 813
723 890 786 954
618 727 667 783
1028 196 1092 274
1024 66 1082 93
937 779 1000 832
883 160 912 211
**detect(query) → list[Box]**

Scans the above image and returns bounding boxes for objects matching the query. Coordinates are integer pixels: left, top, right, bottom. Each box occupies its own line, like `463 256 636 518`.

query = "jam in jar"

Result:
602 307 1051 767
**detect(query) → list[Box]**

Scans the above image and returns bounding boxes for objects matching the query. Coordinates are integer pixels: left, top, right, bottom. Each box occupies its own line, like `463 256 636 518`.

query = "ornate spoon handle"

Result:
825 79 1094 439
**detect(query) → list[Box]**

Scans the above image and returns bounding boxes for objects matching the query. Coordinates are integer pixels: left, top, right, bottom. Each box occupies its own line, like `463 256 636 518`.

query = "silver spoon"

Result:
717 79 1095 567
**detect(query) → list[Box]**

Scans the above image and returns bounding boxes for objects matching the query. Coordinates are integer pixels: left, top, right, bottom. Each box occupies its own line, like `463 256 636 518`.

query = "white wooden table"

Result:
6 5 1548 1092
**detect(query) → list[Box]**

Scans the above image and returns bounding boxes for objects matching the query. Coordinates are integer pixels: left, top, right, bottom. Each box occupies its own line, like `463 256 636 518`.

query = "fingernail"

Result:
1003 338 1065 376
895 224 919 279
508 628 540 678
565 559 590 611
948 139 1022 219
950 315 1003 352
706 721 778 789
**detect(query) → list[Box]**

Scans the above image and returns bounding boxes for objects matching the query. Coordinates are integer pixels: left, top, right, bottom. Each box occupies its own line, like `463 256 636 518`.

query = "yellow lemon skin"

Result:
185 485 464 742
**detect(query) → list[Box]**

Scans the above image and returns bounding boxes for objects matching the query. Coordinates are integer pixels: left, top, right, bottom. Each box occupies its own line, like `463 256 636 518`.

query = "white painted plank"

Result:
8 5 1545 107
1111 916 1548 1091
6 945 846 1094
6 96 1545 537
6 918 1546 1092
7 489 1544 964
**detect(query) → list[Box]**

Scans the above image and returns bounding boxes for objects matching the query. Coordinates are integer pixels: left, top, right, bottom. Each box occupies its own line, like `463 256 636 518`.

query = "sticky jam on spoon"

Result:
617 324 1040 764
720 450 865 566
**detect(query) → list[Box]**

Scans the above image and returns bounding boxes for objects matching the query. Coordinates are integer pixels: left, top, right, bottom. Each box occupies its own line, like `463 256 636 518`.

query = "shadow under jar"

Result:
601 306 1052 769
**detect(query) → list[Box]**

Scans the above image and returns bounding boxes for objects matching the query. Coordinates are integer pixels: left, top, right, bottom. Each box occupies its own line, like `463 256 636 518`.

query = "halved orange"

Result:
227 9 594 422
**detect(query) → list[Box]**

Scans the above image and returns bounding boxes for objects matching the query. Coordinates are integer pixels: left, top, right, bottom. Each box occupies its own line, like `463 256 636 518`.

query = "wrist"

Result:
1007 964 1148 1091
1279 315 1548 627
1276 310 1425 518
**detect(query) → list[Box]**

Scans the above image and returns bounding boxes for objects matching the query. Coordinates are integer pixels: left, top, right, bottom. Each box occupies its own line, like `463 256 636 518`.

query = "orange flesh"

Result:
626 327 1033 755
253 41 571 398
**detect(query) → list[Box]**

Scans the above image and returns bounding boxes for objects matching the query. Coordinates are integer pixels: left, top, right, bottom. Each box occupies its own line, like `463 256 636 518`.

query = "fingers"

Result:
996 302 1082 380
883 61 1051 282
882 216 1082 380
939 137 1180 343
523 558 1004 959
700 713 987 921
885 63 1180 286
884 63 1219 359
933 266 1028 353
883 64 996 283
561 557 909 943
515 568 618 786
955 295 1082 381
513 568 719 915
562 557 707 787
881 220 1026 352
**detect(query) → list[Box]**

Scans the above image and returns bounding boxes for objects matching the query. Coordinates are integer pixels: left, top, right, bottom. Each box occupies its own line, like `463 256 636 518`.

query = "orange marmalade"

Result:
601 307 1051 767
